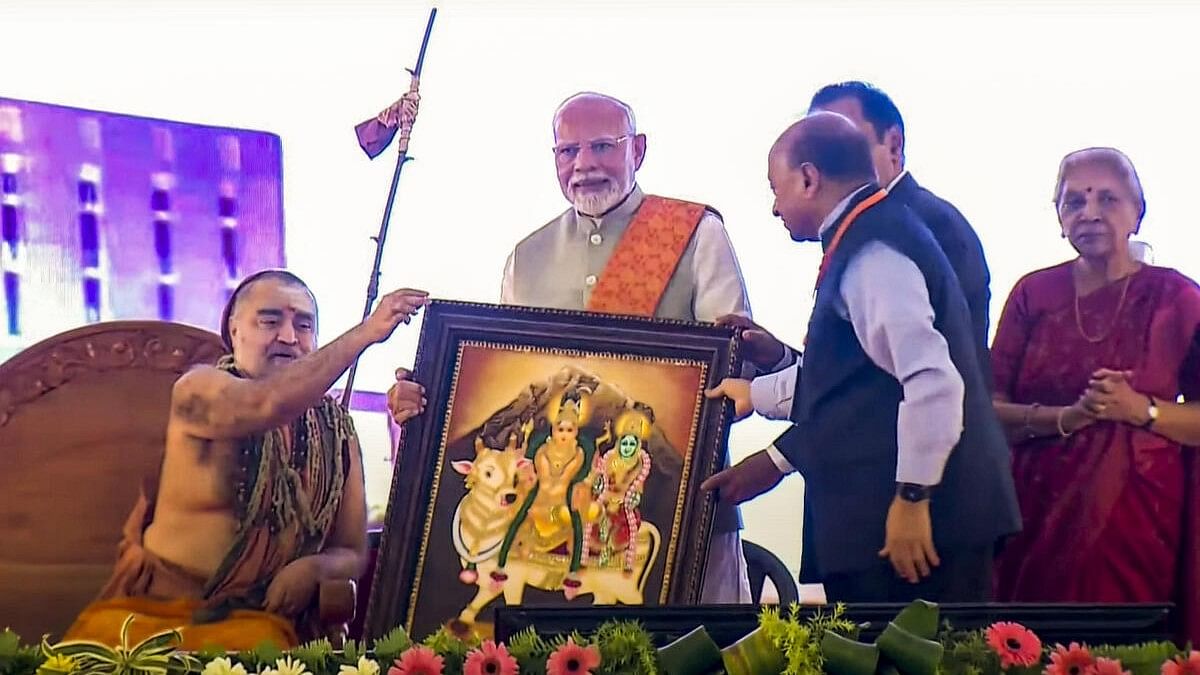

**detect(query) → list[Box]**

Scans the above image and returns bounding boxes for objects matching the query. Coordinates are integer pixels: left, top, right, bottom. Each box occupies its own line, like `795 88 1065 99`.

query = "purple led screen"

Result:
0 97 284 363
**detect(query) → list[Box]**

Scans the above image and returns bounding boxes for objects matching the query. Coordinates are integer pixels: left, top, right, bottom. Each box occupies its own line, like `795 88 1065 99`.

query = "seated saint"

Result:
64 270 428 650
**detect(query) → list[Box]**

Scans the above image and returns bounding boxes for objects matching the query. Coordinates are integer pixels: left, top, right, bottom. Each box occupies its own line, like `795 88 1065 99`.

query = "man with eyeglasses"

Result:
499 91 759 603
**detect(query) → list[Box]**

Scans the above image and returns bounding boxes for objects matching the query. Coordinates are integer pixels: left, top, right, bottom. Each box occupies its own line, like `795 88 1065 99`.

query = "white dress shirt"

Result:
754 184 965 486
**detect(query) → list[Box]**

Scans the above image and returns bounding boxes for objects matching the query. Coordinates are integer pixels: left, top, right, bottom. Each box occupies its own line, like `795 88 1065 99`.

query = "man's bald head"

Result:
771 111 876 185
767 112 878 242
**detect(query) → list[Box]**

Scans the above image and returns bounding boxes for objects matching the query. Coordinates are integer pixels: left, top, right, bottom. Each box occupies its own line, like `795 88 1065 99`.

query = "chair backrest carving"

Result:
0 321 225 641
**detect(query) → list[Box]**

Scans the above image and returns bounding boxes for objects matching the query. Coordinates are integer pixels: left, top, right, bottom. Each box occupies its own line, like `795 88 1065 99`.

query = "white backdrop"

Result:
5 0 1200 576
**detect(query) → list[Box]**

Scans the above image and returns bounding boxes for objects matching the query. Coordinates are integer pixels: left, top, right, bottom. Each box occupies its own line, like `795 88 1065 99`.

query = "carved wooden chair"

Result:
0 321 355 644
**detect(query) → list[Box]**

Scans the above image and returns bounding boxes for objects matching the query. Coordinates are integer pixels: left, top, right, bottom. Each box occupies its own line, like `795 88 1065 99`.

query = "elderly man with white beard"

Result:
501 92 751 326
499 91 758 603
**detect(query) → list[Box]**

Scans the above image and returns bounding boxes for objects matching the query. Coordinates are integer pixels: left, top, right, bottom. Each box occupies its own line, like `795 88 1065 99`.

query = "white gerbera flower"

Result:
202 657 249 675
272 656 310 675
338 656 381 675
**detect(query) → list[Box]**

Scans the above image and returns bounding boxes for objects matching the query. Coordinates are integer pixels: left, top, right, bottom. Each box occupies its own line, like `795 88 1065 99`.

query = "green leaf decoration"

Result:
38 614 197 675
656 626 723 675
892 601 939 641
372 625 411 664
722 626 788 675
0 605 1190 675
293 637 334 672
594 621 658 675
421 627 471 673
507 627 551 675
236 639 283 670
195 644 227 662
0 630 19 659
876 622 945 675
821 631 880 675
340 639 364 665
1093 642 1181 675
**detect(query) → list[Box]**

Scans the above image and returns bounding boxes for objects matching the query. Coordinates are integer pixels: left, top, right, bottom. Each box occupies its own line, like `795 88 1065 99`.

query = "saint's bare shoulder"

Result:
171 366 232 424
170 365 272 440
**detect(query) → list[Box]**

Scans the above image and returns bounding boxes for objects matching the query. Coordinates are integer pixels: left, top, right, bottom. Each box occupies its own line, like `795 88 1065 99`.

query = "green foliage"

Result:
38 615 200 675
757 602 859 675
421 627 473 674
371 626 411 664
292 637 335 673
506 627 552 675
593 621 658 675
194 644 228 663
938 626 998 675
236 639 284 670
0 629 42 675
1093 642 1182 675
340 639 366 666
4 607 1192 675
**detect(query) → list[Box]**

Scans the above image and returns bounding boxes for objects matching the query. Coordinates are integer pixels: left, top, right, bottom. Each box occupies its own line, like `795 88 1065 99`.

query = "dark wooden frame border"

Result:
364 300 742 639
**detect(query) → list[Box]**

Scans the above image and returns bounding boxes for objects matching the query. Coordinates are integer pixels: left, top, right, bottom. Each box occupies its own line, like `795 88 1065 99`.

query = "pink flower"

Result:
1046 643 1096 675
1095 658 1131 675
464 640 519 675
546 637 601 675
1162 651 1200 675
986 622 1043 669
388 647 444 675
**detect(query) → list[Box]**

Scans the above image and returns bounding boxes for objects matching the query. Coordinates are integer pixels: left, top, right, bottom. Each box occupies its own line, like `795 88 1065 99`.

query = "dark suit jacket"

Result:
888 172 992 380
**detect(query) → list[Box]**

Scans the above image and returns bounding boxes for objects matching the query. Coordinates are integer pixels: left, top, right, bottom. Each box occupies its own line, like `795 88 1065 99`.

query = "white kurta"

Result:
501 185 753 603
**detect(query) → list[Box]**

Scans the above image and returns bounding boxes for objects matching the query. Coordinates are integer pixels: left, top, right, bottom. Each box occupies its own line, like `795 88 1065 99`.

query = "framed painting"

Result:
363 300 742 640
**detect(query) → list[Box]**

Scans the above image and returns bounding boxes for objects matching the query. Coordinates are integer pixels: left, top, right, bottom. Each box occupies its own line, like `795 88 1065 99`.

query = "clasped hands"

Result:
1067 368 1152 431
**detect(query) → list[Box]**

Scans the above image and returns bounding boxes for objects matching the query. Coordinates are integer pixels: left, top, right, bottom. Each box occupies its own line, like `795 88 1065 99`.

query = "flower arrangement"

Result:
0 601 1191 675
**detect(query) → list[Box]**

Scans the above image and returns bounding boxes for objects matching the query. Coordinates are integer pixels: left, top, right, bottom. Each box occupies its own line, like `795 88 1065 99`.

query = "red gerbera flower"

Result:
1095 658 1131 675
1162 651 1200 675
388 646 445 675
546 637 601 675
1046 643 1096 675
464 640 519 675
986 622 1043 669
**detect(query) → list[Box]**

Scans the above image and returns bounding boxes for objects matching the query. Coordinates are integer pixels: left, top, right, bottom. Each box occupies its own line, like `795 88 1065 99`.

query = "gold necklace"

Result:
1074 272 1133 343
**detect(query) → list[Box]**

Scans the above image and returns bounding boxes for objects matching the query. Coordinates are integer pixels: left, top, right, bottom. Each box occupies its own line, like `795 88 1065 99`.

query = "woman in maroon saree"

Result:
991 148 1200 645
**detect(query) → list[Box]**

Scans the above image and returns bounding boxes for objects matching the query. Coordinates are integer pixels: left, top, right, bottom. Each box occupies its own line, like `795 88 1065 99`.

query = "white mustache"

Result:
570 173 611 188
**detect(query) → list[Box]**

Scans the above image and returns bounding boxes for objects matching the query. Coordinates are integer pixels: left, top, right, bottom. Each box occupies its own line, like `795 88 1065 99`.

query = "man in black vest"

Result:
704 112 1019 601
722 81 992 384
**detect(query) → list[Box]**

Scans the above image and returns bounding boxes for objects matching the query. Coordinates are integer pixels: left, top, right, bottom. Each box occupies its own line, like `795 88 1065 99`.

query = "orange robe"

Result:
65 384 356 651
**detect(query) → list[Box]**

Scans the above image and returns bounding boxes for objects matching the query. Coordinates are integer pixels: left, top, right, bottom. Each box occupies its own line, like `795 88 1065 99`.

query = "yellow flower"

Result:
273 656 311 675
339 656 381 675
36 654 77 675
202 656 249 675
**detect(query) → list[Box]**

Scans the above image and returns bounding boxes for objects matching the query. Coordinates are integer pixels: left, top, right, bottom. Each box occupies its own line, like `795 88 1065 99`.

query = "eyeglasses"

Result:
552 135 631 163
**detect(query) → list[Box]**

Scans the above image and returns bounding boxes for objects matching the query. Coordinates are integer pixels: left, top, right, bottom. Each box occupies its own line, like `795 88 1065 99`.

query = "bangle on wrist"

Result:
1056 406 1072 438
1022 402 1041 438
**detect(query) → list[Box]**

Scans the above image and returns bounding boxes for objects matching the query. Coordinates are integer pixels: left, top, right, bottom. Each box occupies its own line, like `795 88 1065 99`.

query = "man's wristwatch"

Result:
896 482 932 503
1141 396 1160 429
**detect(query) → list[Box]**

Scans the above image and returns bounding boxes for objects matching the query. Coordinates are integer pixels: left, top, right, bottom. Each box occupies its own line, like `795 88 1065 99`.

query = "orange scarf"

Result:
586 195 706 316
